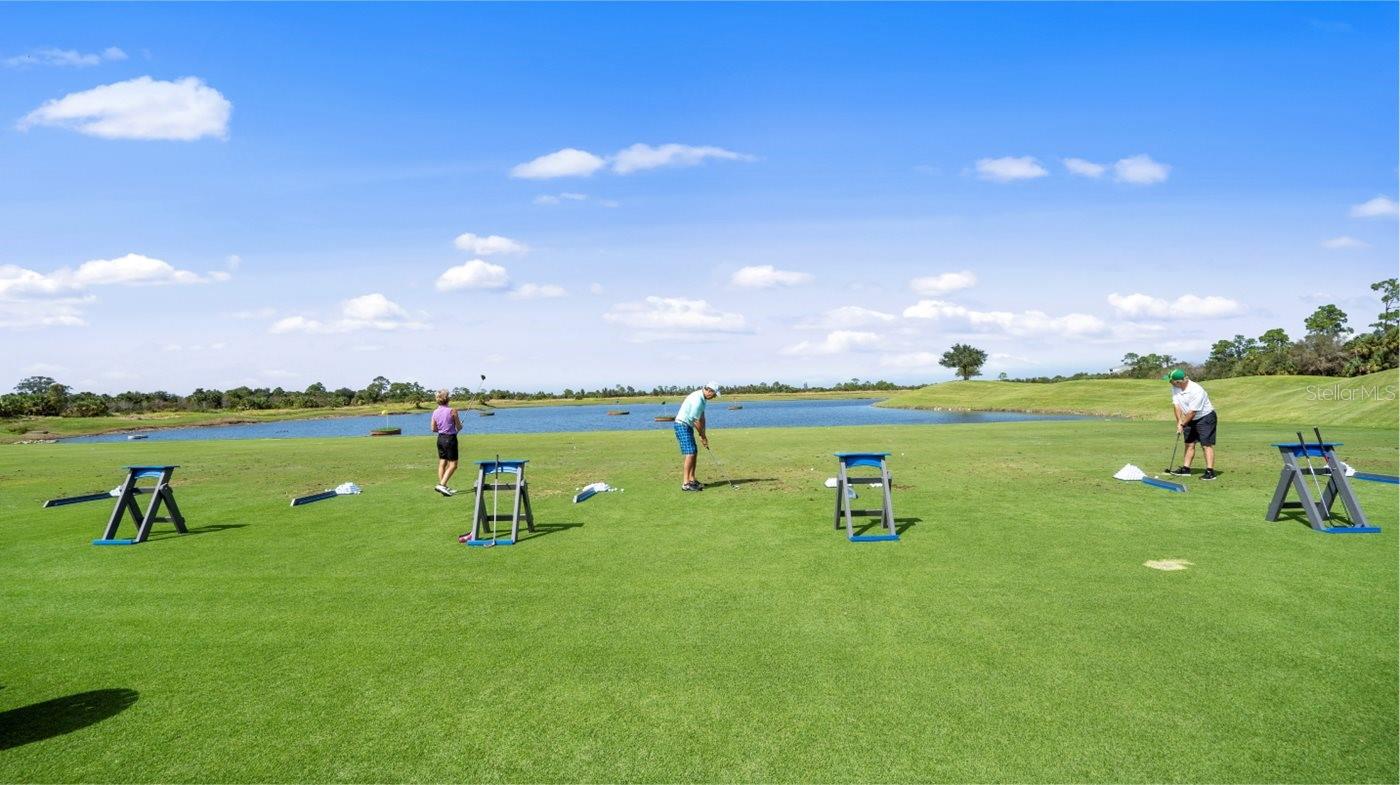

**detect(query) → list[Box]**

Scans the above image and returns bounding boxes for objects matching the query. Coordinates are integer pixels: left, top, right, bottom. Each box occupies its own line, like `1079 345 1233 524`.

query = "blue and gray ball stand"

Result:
833 452 898 542
1266 442 1378 534
464 459 535 547
45 465 187 545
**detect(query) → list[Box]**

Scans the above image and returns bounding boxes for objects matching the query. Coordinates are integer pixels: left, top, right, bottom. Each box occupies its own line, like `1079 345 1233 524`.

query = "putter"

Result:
1297 431 1329 520
706 444 737 489
1165 429 1182 474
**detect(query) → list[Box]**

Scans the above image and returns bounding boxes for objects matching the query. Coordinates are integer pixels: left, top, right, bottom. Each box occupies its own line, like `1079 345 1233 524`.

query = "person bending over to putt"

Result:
430 388 464 496
1164 369 1217 480
674 382 720 492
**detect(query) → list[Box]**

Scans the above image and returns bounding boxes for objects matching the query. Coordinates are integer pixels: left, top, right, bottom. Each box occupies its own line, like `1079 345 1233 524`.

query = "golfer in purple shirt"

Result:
430 389 464 496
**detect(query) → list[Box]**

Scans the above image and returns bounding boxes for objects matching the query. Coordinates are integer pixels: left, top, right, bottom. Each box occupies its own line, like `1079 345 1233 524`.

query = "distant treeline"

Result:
1005 279 1398 384
0 374 916 419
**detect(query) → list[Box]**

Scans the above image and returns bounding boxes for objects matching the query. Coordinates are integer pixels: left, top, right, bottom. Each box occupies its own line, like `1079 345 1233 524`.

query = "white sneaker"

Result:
434 484 451 496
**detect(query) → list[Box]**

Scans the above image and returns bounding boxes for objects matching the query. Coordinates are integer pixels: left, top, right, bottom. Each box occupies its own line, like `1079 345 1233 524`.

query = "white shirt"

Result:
674 389 708 425
1172 380 1214 420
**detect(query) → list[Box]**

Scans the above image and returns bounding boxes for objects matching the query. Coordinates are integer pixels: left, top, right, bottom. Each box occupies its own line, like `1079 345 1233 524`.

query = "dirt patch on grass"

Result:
1143 559 1193 571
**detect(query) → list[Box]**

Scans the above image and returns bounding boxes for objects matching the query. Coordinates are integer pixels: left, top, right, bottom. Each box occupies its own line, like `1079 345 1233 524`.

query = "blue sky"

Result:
1 2 1396 393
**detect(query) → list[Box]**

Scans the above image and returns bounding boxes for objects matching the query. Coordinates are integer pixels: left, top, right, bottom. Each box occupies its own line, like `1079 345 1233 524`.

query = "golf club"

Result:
489 452 501 545
1165 429 1182 474
1297 431 1329 520
705 444 737 489
1314 425 1336 496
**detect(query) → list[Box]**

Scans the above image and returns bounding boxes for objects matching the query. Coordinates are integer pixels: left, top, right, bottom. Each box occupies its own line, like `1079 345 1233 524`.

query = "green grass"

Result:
1 420 1396 782
0 390 887 444
882 370 1399 429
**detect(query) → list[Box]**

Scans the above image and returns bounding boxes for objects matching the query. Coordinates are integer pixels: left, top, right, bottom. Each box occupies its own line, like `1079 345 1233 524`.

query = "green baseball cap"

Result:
1162 369 1186 381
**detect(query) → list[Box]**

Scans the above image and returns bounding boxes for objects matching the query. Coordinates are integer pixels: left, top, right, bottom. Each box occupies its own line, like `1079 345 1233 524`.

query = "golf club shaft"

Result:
1297 431 1328 518
1313 426 1334 500
706 445 736 488
1167 429 1181 472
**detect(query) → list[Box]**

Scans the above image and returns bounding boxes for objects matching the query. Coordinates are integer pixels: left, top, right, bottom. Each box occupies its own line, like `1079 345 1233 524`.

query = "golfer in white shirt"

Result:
1164 369 1217 480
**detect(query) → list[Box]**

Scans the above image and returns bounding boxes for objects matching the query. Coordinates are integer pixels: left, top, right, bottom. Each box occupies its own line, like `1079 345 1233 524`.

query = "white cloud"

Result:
1063 157 1106 178
909 270 977 296
510 148 606 179
510 283 567 300
512 143 754 179
0 300 88 329
19 76 231 141
879 352 943 370
452 232 528 256
589 283 605 295
1107 292 1244 319
4 46 127 68
730 265 813 289
1349 195 1399 219
533 192 589 206
987 352 1035 368
975 156 1048 182
0 253 226 301
782 330 882 356
269 293 426 334
435 259 510 291
226 254 242 270
1321 235 1370 249
603 296 747 339
903 299 1107 337
341 293 407 322
73 253 210 286
268 316 323 334
611 143 754 174
799 305 897 329
1113 154 1170 185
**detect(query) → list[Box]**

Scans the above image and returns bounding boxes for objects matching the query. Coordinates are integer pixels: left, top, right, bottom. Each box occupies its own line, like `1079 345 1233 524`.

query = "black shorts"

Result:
436 433 459 461
1183 412 1217 446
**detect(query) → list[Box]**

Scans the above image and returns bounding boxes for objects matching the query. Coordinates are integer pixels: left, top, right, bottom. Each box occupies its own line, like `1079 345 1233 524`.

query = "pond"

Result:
64 398 1086 443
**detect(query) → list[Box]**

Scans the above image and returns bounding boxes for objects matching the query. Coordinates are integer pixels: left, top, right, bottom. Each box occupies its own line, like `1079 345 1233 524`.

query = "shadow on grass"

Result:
1272 506 1363 531
702 478 776 489
849 517 922 536
145 523 249 542
516 522 584 546
0 688 138 750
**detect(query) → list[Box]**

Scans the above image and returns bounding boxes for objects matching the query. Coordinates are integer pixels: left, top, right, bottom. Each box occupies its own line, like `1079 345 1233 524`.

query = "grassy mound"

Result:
1 420 1396 782
881 370 1399 428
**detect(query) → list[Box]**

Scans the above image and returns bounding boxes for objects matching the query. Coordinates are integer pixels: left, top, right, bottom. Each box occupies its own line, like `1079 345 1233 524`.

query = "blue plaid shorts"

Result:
674 422 697 455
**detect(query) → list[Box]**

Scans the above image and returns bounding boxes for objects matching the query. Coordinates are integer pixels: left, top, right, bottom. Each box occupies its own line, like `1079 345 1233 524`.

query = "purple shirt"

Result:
431 405 459 435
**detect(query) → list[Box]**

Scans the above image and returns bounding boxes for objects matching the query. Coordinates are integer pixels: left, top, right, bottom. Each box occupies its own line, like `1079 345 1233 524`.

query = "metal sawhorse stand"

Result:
93 465 187 545
1266 442 1378 534
465 459 535 547
833 452 898 542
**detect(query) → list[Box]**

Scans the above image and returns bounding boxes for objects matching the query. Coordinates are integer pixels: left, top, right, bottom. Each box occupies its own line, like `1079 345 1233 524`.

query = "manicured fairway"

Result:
883 370 1400 428
2 420 1396 783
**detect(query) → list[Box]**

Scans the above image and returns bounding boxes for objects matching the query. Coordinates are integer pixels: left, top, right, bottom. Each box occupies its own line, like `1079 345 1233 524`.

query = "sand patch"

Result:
1144 559 1193 571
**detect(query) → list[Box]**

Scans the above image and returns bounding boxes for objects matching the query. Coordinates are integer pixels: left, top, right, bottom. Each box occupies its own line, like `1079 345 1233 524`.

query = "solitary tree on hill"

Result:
940 343 988 381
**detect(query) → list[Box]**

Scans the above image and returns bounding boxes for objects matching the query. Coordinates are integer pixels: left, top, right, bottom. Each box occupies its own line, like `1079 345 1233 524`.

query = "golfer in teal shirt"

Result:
673 382 719 492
